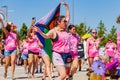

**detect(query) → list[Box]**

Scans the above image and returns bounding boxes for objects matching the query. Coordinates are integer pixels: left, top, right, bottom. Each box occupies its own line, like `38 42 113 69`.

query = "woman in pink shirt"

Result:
86 29 100 72
68 24 80 79
21 36 29 73
0 17 19 79
27 18 43 78
34 2 70 80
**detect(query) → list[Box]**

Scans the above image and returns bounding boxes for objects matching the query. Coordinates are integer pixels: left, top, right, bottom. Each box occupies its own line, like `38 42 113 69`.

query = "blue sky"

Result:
0 0 120 31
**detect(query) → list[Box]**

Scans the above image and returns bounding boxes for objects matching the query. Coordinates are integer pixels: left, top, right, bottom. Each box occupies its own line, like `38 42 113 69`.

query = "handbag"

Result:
61 53 72 64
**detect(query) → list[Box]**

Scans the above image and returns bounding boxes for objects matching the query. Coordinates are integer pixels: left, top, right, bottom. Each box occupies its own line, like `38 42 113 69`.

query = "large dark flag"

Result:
35 4 60 61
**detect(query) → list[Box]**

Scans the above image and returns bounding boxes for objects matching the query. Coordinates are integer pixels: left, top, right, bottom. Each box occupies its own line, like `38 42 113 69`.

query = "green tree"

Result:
18 23 28 40
107 26 117 43
97 20 106 38
97 20 107 46
76 22 90 37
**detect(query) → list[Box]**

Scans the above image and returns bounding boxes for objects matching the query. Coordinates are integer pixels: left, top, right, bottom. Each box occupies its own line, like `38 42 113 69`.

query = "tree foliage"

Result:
76 22 90 37
18 23 28 40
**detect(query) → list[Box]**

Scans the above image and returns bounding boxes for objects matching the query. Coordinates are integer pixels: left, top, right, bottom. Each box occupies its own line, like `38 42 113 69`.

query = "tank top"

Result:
22 40 28 54
88 38 100 55
52 30 70 54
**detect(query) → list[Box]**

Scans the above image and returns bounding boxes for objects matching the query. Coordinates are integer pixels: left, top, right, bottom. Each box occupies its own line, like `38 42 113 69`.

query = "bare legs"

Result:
4 53 16 79
42 55 52 80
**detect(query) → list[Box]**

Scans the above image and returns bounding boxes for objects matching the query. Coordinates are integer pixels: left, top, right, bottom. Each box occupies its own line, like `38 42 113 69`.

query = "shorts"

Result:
21 54 28 60
38 56 42 59
4 49 17 56
42 49 48 57
28 50 39 55
52 52 65 66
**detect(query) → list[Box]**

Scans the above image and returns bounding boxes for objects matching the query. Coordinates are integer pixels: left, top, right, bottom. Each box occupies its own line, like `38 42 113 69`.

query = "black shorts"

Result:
28 50 39 55
38 56 42 59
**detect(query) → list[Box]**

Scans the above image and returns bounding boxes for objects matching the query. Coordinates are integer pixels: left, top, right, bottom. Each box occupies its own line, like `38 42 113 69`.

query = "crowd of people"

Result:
0 1 120 80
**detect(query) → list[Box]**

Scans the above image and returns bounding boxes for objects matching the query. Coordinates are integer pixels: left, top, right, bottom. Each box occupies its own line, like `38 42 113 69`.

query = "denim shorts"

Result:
42 49 48 57
21 54 28 60
4 49 17 56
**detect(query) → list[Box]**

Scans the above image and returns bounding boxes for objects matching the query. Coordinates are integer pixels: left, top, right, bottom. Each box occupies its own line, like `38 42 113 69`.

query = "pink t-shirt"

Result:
28 36 40 53
69 34 79 55
5 32 17 50
52 30 70 54
22 40 28 54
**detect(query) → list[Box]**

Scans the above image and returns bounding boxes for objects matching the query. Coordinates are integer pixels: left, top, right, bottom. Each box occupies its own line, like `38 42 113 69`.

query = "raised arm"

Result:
27 18 36 37
0 17 8 37
61 2 70 23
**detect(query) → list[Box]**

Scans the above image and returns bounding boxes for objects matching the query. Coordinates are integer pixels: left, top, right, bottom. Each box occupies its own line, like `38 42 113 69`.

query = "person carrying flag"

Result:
34 1 70 80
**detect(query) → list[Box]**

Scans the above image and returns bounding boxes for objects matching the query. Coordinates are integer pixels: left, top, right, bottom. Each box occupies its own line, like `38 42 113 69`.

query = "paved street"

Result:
0 64 89 80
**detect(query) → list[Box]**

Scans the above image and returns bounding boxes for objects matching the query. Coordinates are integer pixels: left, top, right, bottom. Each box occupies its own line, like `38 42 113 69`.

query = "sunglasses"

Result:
63 20 67 23
92 32 97 34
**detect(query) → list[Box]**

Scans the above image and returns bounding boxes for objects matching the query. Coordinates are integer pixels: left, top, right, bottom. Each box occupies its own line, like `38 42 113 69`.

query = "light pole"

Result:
72 0 74 24
1 5 8 22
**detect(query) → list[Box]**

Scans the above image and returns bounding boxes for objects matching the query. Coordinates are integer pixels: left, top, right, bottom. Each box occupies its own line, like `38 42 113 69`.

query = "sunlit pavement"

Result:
0 64 110 80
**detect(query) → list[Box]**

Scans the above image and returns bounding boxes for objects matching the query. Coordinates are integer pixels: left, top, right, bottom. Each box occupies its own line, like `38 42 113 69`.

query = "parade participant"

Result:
34 2 70 80
35 47 43 73
78 38 85 71
27 18 43 78
86 29 100 73
67 24 80 79
0 17 19 79
21 36 29 73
